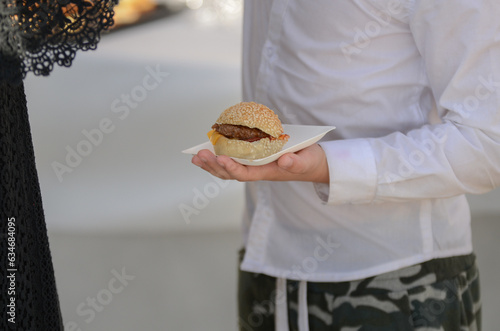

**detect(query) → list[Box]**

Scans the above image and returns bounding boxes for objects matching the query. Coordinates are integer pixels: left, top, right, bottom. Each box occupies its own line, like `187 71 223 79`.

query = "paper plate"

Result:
182 124 336 166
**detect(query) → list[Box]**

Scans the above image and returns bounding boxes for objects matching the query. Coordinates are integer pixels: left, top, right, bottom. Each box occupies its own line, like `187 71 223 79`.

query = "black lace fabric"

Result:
1 0 117 82
1 1 116 329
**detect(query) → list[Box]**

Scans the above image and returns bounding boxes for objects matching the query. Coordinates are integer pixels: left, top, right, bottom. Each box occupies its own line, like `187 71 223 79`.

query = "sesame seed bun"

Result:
210 102 289 160
215 102 284 138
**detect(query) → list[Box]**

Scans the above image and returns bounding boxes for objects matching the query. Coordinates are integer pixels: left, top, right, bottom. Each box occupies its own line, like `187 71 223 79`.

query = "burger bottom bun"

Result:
214 135 287 160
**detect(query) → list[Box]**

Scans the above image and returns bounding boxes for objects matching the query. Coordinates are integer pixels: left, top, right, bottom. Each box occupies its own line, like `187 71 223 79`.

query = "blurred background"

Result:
24 1 500 330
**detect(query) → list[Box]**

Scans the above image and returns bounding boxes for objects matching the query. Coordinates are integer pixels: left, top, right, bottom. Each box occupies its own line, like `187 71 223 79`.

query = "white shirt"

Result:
240 0 500 282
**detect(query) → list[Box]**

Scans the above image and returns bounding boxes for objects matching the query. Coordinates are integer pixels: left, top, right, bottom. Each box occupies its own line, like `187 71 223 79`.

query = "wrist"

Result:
310 144 329 183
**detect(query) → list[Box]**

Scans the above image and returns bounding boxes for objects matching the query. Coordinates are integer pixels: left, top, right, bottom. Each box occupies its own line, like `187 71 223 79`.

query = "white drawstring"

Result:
275 278 309 331
297 280 309 331
275 277 289 331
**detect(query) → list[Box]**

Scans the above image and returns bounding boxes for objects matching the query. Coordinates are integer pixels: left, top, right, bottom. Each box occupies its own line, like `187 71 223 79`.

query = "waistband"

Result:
240 248 477 290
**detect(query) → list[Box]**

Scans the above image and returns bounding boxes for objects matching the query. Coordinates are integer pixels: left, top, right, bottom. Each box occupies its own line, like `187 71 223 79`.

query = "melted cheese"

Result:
207 129 223 145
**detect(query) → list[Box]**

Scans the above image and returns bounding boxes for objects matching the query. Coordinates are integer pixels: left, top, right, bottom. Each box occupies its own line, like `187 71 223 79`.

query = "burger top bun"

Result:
215 102 284 138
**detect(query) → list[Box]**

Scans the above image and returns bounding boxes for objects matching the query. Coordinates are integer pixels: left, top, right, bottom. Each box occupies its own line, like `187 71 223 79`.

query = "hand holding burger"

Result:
192 102 329 184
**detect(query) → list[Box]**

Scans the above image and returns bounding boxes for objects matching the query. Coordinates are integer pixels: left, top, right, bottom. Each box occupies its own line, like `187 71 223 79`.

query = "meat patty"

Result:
212 123 271 141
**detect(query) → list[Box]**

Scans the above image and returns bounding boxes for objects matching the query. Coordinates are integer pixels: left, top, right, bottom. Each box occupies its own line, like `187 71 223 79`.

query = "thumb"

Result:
277 153 306 174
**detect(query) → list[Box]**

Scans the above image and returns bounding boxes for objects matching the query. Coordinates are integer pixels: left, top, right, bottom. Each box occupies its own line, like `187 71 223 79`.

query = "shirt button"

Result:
266 45 274 57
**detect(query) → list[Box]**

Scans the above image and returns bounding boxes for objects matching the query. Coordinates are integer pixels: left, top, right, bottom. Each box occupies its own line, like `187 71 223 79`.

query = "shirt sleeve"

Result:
317 0 500 205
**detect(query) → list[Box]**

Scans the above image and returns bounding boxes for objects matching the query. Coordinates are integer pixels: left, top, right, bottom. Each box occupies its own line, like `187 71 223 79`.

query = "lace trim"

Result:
0 0 117 82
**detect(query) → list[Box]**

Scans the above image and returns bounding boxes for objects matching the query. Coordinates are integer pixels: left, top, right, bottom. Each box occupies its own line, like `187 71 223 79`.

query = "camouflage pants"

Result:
238 252 481 331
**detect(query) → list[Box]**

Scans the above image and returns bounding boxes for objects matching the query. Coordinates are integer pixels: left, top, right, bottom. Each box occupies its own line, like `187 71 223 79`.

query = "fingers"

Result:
192 149 252 181
192 149 231 179
214 155 247 179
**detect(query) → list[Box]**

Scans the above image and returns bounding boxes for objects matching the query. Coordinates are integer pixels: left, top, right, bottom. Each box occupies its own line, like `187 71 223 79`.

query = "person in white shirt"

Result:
192 0 499 330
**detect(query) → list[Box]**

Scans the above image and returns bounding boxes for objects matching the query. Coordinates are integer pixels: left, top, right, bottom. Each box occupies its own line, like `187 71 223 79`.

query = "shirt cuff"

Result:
316 139 377 204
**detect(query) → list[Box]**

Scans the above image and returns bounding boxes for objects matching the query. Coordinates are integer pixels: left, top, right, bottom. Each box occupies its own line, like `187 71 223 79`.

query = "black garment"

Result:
0 72 64 330
1 1 116 329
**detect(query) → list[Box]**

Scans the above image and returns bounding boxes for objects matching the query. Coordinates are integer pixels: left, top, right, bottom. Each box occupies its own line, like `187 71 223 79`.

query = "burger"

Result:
207 102 290 160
